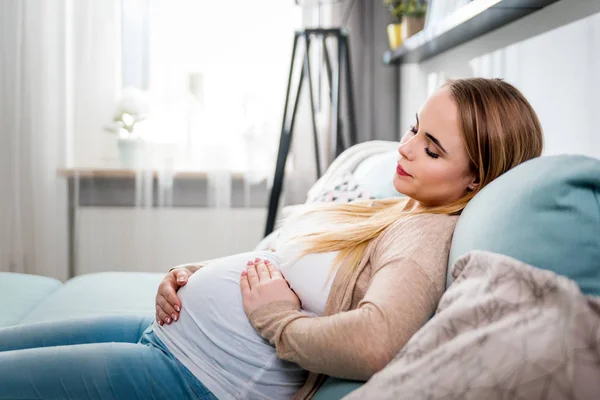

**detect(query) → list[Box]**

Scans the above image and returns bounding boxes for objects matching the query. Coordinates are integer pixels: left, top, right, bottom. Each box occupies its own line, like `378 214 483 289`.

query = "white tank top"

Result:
153 210 339 400
274 209 340 315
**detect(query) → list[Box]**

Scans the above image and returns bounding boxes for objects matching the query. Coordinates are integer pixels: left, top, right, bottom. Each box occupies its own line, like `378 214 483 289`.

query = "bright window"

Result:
121 0 302 174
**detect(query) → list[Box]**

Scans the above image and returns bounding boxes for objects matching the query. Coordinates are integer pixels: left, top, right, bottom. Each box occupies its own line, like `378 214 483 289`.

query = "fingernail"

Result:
177 276 186 282
247 260 254 266
158 320 164 326
166 317 171 323
264 259 270 264
172 314 178 321
241 270 247 276
254 257 261 262
174 305 180 312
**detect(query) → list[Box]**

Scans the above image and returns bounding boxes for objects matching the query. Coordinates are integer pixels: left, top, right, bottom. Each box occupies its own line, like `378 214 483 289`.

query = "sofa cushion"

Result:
21 272 164 324
353 151 403 199
307 141 400 202
313 378 363 400
0 272 63 328
448 154 600 296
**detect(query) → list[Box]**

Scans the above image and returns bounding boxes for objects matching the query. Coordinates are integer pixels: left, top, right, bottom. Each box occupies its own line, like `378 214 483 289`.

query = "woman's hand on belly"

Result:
240 258 301 318
155 265 200 325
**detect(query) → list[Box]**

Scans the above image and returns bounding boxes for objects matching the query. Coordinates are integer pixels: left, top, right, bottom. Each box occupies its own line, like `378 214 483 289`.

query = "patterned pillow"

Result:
308 173 376 203
255 173 375 252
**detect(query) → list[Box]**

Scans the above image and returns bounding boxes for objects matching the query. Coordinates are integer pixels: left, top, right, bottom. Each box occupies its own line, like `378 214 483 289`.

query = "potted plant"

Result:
383 0 404 50
105 87 150 168
384 0 428 48
402 0 427 40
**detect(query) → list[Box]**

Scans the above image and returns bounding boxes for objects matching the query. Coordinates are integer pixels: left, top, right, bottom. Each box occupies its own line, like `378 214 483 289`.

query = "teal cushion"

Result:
0 272 63 327
313 378 363 400
448 155 600 296
22 272 164 324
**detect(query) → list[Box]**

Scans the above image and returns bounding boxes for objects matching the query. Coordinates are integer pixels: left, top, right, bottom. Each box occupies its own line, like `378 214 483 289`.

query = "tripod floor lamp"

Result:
264 28 357 237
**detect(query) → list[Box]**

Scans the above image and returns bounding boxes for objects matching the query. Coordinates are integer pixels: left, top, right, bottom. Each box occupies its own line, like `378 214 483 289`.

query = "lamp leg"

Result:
304 33 322 179
343 34 357 147
334 34 348 157
264 34 307 237
265 29 356 236
329 34 341 163
323 37 333 103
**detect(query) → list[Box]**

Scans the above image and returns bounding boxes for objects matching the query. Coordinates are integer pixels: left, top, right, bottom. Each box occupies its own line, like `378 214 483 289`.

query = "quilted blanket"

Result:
344 250 600 400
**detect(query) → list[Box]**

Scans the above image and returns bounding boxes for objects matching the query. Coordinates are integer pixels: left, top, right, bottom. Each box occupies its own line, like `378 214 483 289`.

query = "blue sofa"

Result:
3 141 599 399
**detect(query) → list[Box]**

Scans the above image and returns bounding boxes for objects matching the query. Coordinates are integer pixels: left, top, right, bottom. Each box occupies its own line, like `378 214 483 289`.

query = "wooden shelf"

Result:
383 0 561 65
57 168 246 180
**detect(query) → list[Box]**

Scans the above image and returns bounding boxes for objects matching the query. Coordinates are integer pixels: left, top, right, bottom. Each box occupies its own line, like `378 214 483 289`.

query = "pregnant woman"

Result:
0 78 544 400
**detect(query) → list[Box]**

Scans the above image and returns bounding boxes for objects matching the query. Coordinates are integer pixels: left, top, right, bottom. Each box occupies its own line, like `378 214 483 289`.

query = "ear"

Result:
466 175 479 192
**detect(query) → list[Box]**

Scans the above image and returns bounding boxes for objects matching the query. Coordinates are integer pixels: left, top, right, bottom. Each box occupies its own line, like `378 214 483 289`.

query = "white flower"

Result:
121 113 135 127
116 87 150 117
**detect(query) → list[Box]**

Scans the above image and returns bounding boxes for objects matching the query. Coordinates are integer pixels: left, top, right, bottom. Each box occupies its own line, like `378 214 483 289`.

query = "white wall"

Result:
400 0 600 159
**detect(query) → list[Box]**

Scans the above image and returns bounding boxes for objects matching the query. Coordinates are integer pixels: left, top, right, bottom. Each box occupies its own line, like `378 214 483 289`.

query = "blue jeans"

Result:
0 315 217 400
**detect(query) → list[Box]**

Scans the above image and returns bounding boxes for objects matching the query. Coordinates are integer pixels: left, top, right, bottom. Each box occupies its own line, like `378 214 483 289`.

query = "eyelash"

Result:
409 126 439 159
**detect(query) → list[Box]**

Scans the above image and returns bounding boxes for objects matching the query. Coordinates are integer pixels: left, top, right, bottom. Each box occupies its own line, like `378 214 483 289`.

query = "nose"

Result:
398 140 413 161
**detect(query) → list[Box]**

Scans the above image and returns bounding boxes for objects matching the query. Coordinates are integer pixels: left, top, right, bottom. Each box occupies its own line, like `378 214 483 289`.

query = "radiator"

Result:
76 207 267 275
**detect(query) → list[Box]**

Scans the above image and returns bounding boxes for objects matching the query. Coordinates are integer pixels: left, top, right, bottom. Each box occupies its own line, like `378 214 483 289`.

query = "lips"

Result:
396 164 412 177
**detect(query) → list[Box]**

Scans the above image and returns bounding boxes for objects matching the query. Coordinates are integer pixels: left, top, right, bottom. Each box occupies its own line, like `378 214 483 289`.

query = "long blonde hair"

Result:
288 78 544 272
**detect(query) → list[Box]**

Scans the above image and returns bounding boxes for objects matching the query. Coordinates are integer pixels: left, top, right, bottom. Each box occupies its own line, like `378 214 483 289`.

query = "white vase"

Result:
117 138 144 168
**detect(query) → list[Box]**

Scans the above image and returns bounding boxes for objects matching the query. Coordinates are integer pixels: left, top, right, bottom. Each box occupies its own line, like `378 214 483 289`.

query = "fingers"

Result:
246 261 260 287
167 271 188 310
245 257 278 288
255 260 271 281
266 262 283 280
155 274 184 326
240 270 251 295
156 305 172 325
175 270 190 287
158 294 179 320
162 284 182 313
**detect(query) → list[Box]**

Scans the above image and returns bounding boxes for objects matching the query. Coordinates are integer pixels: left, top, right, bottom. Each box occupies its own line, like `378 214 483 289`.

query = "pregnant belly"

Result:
156 251 306 399
178 251 279 361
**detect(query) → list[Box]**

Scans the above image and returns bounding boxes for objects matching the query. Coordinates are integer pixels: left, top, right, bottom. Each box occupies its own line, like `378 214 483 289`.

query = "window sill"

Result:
56 168 247 180
56 168 269 208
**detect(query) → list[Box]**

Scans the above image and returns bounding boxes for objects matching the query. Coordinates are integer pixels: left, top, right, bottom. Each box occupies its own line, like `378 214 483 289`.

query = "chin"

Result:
392 176 410 196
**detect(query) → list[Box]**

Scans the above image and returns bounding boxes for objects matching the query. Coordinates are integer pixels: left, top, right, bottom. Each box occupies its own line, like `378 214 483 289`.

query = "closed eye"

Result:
410 125 439 159
425 148 439 159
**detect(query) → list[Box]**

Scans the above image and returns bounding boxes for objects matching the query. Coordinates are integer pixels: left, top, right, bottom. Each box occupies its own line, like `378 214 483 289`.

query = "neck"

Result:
403 197 425 212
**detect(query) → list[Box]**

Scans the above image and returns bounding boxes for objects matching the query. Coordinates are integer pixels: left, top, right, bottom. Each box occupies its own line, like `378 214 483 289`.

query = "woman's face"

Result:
393 87 477 207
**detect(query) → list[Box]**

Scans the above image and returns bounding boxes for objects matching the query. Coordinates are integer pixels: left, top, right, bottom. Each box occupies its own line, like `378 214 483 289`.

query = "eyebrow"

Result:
416 113 448 155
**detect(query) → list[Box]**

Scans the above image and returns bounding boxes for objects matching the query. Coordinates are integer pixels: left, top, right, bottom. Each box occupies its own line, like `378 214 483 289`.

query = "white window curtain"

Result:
0 0 69 279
